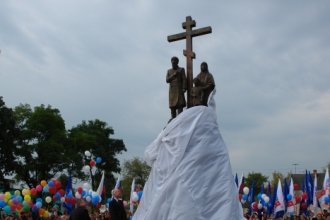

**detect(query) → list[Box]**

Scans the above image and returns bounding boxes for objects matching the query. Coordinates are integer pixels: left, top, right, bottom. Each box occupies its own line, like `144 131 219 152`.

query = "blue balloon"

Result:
81 190 86 197
36 198 43 203
48 181 55 187
43 185 49 192
3 206 11 214
107 198 112 203
67 192 73 198
257 193 262 199
242 194 248 201
0 200 6 208
36 202 42 209
287 194 292 200
137 191 143 199
324 196 330 203
92 196 99 205
55 192 61 199
96 157 102 164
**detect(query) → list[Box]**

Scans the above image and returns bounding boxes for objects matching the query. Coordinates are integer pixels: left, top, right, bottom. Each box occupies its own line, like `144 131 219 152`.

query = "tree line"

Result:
0 96 126 199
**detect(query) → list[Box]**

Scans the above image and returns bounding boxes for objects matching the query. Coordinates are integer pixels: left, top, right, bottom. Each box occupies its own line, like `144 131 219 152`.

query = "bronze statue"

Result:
191 78 204 107
196 62 215 106
166 56 187 119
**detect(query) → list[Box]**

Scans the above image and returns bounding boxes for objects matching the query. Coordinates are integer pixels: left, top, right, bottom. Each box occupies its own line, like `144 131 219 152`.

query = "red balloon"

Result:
77 187 83 194
95 203 101 208
252 202 258 211
293 183 299 190
55 181 61 189
301 203 307 210
71 198 76 205
30 188 37 196
135 188 141 192
49 186 56 195
238 194 242 200
65 197 71 203
295 196 301 203
53 195 57 201
302 192 308 200
58 189 65 197
90 160 96 167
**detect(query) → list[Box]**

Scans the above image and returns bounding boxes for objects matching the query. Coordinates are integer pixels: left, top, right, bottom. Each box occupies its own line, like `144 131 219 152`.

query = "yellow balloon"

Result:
25 189 31 196
44 211 49 217
8 199 14 206
22 189 27 196
14 190 21 196
24 195 31 202
5 192 11 200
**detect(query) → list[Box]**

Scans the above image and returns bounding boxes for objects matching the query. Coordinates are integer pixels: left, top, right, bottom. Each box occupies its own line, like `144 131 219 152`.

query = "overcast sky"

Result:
1 1 329 181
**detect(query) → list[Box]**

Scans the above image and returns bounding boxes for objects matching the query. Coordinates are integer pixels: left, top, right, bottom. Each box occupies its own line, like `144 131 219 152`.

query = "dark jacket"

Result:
69 206 91 220
109 199 127 220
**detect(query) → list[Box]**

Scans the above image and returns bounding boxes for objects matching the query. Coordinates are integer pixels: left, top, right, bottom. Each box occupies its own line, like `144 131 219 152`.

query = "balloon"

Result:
132 194 139 202
58 189 65 197
107 198 112 203
55 192 61 199
5 192 11 200
241 199 246 204
81 189 87 197
0 193 4 200
39 208 45 215
293 183 299 190
55 181 61 189
45 196 52 203
24 195 31 202
3 205 11 214
25 189 31 196
30 188 37 196
75 192 81 199
65 197 71 203
99 204 106 213
324 196 330 203
83 183 91 191
238 194 242 200
0 200 6 208
287 194 292 201
67 192 73 198
43 185 49 193
92 196 99 205
90 160 96 167
137 191 143 199
14 190 21 196
71 198 77 205
135 188 141 192
243 187 249 195
36 198 43 203
261 194 266 200
242 194 248 201
77 187 83 194
257 193 262 200
301 203 307 210
85 151 91 157
44 211 49 217
92 191 98 198
86 196 92 202
60 197 65 203
96 157 102 163
22 189 27 196
302 192 308 200
295 196 301 203
48 181 54 187
40 180 47 187
252 202 258 210
264 196 270 203
258 203 263 210
36 185 42 192
36 201 42 209
49 186 56 195
123 201 128 206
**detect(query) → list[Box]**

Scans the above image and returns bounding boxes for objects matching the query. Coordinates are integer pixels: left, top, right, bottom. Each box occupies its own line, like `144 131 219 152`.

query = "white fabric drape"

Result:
133 89 245 220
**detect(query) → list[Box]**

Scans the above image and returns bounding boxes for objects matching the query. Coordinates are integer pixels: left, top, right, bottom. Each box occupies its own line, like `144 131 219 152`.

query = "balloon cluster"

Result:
239 187 250 204
131 188 143 204
84 151 102 170
0 179 63 217
74 183 102 208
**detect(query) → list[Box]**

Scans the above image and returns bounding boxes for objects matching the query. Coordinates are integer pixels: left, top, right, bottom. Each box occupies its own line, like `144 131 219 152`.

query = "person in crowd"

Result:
69 199 90 220
109 189 126 220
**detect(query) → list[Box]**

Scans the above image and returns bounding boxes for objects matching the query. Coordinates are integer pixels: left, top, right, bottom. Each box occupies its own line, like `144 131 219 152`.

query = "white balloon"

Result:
264 196 270 203
88 189 93 195
83 183 91 191
241 199 246 204
92 191 98 198
60 197 65 202
98 196 102 202
258 203 263 210
132 194 139 202
86 196 92 202
243 187 249 195
99 205 106 213
262 194 267 199
75 192 81 199
85 151 91 157
84 165 90 171
45 196 52 203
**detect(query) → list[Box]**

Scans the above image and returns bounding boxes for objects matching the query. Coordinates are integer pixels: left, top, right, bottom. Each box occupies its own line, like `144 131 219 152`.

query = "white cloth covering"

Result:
133 89 245 220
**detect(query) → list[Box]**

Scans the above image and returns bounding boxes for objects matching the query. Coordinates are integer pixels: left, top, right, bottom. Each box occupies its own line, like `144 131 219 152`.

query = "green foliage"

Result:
245 172 268 195
271 171 284 187
68 119 127 200
14 104 69 188
121 157 151 200
322 162 330 173
0 97 19 181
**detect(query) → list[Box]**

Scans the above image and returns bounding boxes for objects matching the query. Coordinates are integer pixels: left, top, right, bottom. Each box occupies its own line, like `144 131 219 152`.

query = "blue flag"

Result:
266 182 273 216
63 175 73 214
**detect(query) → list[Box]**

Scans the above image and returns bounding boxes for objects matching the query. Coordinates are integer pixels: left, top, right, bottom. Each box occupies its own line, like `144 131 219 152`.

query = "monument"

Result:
132 16 245 220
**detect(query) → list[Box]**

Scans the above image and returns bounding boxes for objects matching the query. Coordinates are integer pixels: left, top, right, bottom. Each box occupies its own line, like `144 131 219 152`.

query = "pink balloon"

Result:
36 185 42 192
0 193 5 200
123 201 128 206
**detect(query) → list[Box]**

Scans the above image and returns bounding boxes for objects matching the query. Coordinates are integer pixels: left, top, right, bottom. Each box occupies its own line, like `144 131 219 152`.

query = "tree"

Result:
322 162 330 173
14 104 70 188
121 157 151 200
245 172 268 195
0 97 19 184
271 171 284 187
67 119 127 200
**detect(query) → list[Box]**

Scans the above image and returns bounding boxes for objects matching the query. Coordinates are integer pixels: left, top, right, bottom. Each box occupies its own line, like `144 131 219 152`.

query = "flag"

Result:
114 176 122 192
286 177 295 216
313 173 318 215
300 180 308 216
96 171 105 196
266 182 273 216
238 173 245 194
235 173 239 189
306 170 313 205
319 167 329 206
130 178 135 213
248 180 255 213
63 175 73 214
274 179 285 218
283 179 289 204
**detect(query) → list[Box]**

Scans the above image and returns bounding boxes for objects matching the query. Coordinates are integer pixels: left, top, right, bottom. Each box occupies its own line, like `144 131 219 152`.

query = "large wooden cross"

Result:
168 16 212 108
